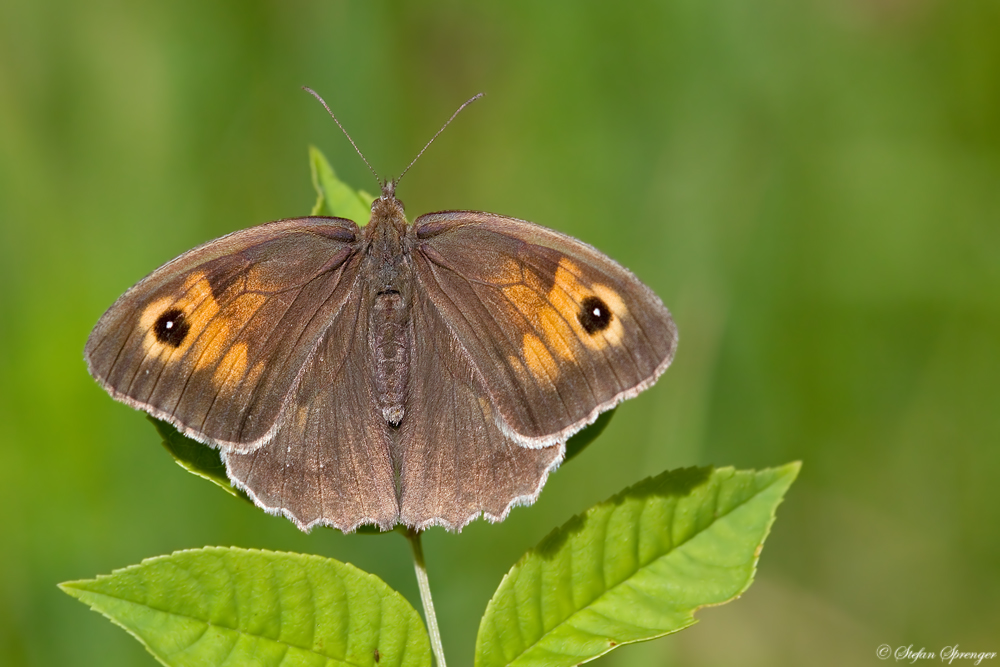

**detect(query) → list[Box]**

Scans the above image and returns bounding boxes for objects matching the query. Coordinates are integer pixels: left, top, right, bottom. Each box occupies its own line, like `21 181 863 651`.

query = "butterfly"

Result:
84 93 678 533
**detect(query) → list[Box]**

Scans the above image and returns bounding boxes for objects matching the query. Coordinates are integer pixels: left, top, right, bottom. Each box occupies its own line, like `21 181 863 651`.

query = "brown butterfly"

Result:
84 92 678 532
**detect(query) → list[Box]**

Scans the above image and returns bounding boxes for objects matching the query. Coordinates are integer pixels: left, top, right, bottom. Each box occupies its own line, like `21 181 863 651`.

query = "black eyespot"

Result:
578 295 612 334
153 308 190 347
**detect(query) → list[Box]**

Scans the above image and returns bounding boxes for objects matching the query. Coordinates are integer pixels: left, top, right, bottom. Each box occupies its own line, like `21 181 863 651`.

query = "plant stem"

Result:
406 528 447 667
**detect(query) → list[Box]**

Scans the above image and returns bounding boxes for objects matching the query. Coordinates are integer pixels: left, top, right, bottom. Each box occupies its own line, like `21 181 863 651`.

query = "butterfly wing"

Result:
85 217 363 451
222 290 398 532
398 279 564 531
410 211 677 448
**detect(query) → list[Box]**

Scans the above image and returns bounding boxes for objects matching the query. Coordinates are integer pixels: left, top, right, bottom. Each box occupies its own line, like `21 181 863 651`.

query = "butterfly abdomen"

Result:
370 290 411 427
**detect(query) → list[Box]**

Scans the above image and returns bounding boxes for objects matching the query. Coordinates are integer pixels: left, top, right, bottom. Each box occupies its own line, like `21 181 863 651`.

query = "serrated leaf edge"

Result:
479 462 801 666
60 546 426 667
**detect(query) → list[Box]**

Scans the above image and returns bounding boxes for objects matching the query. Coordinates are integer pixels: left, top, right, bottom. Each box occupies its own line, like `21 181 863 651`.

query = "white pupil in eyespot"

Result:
592 307 601 316
165 321 174 329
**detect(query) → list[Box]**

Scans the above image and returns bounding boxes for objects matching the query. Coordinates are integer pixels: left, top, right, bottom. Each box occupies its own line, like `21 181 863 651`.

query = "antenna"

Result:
304 87 484 196
397 93 484 184
303 86 381 186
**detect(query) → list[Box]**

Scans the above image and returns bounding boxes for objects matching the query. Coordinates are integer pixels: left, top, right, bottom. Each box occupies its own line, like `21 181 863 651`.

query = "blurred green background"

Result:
2 1 998 665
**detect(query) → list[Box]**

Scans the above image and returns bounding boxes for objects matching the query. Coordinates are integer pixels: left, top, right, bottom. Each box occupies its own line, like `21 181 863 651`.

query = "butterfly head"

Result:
380 178 400 201
374 180 404 213
367 182 408 239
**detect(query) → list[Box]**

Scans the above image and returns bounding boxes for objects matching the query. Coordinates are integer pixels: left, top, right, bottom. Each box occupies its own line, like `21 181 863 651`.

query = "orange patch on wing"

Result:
502 257 630 379
536 307 576 360
503 285 573 380
194 291 267 371
503 284 546 317
550 258 626 349
139 296 176 332
212 342 248 390
521 333 559 382
138 272 268 381
589 283 627 345
140 273 221 360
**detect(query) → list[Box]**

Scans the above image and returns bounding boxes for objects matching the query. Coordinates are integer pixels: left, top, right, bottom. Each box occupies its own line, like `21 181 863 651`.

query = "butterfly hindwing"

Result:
222 290 398 532
398 279 564 530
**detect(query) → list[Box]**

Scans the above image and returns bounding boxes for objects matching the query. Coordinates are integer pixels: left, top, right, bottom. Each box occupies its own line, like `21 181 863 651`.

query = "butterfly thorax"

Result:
364 194 408 267
364 194 413 428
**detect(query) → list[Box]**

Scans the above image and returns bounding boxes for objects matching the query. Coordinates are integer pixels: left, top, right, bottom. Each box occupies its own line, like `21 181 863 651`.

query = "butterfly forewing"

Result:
85 217 363 451
410 211 677 448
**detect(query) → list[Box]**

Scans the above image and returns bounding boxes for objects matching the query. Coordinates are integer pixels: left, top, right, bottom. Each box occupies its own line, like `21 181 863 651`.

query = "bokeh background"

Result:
2 1 998 665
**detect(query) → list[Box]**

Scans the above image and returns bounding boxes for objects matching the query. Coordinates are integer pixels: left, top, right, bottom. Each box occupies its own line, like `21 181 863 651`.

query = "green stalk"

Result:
406 528 447 667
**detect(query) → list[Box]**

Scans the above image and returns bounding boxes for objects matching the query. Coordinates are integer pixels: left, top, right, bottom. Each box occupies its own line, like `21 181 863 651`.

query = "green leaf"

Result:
151 418 250 503
309 145 376 225
59 547 431 667
475 462 800 667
